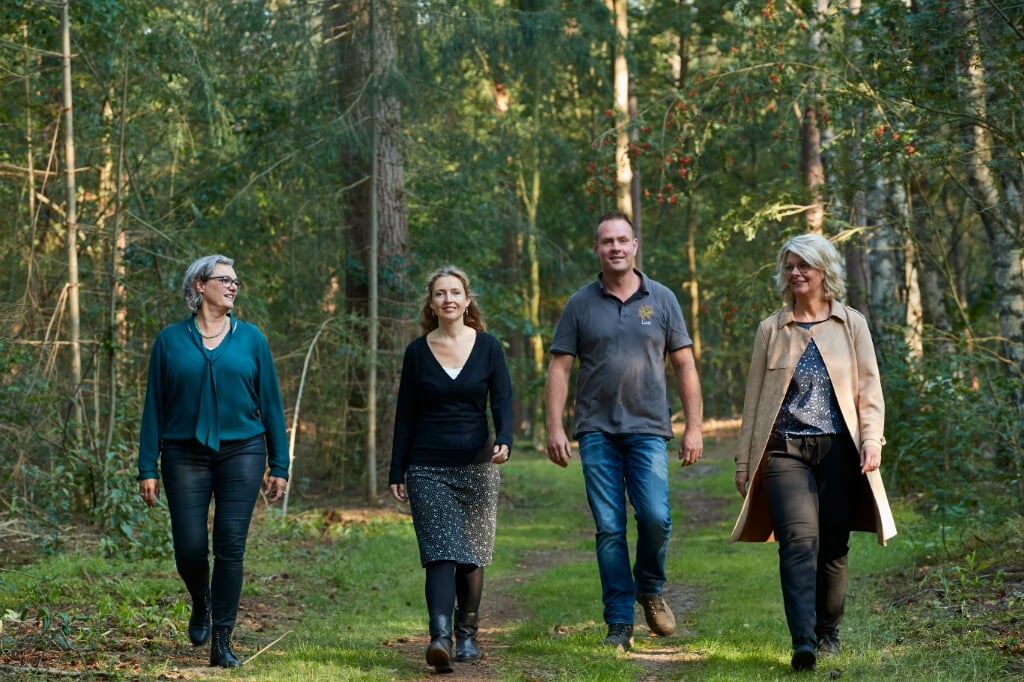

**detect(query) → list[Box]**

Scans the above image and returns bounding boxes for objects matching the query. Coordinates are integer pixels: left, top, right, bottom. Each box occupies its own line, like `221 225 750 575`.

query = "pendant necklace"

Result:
195 316 229 339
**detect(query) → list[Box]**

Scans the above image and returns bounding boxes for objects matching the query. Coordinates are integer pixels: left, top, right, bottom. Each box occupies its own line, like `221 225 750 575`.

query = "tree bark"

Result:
955 0 1024 385
605 0 633 219
328 0 410 499
61 0 83 440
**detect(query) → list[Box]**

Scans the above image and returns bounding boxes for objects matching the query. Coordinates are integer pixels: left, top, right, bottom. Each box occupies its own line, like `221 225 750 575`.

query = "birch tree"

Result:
953 0 1024 391
60 0 83 440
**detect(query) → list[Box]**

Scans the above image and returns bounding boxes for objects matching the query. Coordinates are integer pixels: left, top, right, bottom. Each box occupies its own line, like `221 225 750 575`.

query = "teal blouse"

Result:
137 316 290 481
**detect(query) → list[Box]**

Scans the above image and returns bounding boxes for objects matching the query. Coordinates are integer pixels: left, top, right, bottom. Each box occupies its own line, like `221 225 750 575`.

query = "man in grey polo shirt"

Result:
545 210 704 652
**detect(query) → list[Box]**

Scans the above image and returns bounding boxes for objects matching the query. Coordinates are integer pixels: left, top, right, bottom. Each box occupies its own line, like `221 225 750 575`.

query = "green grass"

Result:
1 432 1022 680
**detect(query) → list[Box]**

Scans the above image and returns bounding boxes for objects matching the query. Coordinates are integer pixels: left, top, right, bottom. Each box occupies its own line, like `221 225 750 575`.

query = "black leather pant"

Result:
761 433 858 649
161 435 266 628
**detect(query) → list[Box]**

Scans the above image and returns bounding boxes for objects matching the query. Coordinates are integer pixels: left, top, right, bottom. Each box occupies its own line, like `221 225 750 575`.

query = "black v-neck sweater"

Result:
388 331 513 485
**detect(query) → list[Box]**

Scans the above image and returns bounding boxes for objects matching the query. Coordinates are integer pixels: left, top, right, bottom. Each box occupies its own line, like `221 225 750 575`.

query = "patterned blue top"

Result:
772 325 843 438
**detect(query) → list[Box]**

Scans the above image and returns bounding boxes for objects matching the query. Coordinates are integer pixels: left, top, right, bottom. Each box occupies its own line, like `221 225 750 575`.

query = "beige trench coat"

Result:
729 302 897 546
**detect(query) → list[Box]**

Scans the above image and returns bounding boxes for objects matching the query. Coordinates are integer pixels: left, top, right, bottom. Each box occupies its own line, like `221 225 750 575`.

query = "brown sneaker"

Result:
637 592 676 636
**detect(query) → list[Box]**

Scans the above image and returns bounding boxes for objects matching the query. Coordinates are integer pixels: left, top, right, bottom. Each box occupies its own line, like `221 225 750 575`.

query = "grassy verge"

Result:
1 429 1022 680
666 438 1021 681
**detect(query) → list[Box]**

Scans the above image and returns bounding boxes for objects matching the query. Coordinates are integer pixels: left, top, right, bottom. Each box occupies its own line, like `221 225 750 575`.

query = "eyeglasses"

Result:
205 276 242 289
783 264 814 275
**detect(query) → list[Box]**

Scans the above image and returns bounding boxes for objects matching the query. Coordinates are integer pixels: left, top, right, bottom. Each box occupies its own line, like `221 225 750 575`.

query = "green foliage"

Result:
879 335 1024 532
2 0 1023 553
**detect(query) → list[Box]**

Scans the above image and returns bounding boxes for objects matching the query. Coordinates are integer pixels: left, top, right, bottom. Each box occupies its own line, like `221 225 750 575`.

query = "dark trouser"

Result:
425 561 484 620
761 433 859 649
161 435 266 629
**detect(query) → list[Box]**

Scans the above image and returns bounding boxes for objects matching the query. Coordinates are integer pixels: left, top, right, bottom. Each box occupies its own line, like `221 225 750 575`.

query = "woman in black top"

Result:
389 265 513 673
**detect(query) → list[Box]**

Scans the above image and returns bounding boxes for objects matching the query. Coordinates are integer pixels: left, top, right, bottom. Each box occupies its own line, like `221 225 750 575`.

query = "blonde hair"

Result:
418 265 486 335
775 233 846 305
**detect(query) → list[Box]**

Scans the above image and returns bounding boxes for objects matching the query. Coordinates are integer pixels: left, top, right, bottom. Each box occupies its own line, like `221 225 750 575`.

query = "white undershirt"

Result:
443 366 462 379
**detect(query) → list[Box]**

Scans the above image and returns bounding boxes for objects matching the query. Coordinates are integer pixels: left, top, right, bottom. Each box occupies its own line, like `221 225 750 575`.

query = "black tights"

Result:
425 561 484 619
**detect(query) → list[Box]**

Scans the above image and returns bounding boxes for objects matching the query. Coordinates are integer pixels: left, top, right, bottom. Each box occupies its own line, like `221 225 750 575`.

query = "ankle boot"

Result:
188 589 211 646
209 626 241 668
454 609 480 662
425 614 454 673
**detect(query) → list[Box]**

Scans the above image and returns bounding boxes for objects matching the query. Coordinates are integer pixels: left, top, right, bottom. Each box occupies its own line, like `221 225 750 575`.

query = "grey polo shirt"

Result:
550 269 692 439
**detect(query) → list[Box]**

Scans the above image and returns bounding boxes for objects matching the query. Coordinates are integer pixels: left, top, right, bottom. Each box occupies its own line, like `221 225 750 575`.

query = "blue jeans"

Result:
578 432 672 624
161 435 267 628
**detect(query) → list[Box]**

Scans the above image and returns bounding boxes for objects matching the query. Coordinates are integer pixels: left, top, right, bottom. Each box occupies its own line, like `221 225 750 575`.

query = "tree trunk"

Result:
799 0 830 234
605 0 633 219
61 0 83 441
842 0 869 314
955 0 1024 385
629 87 642 266
867 177 899 339
329 0 410 500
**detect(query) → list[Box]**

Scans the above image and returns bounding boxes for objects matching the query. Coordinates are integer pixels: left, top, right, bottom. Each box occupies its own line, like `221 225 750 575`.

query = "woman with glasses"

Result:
388 265 513 673
729 233 896 672
137 254 289 668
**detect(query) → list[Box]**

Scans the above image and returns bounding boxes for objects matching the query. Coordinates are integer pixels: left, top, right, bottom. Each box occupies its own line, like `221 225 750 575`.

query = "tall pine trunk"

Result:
329 0 410 500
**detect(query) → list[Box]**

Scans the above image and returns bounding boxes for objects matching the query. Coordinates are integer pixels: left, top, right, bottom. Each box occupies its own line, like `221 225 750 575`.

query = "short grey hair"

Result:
181 254 234 312
776 233 846 305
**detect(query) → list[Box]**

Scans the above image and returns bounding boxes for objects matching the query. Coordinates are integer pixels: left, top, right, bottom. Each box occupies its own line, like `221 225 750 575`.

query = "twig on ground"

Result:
243 629 294 665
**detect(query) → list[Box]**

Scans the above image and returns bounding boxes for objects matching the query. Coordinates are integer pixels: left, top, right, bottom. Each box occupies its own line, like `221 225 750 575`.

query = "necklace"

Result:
195 316 229 339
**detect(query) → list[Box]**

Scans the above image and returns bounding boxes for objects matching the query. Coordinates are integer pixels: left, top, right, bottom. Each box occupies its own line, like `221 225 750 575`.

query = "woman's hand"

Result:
860 443 882 474
735 472 749 497
390 483 408 502
265 476 288 503
139 478 160 507
491 443 511 464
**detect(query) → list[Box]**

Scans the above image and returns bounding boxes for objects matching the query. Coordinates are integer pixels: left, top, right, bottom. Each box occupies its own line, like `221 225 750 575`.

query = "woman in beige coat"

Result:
730 233 896 673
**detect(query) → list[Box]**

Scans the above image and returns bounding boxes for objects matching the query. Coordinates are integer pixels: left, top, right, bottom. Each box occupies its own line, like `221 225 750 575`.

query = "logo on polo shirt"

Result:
638 304 654 325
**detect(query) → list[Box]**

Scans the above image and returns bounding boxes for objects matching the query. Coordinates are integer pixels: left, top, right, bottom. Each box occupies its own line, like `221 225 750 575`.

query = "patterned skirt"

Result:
406 463 500 567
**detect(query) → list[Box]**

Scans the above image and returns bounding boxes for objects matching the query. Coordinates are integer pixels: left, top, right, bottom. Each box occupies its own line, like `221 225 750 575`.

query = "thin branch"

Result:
243 630 293 665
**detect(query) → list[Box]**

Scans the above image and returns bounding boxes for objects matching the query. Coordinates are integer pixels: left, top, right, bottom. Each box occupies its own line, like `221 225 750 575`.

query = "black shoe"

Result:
209 626 240 668
188 590 211 646
453 609 480 663
792 644 817 672
602 623 634 652
426 614 454 673
817 632 841 656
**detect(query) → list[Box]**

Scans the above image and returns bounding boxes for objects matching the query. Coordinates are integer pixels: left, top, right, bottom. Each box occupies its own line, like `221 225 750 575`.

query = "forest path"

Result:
386 421 739 680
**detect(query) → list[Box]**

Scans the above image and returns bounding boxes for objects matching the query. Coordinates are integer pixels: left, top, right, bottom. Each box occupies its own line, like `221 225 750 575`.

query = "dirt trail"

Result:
0 424 739 681
387 424 739 680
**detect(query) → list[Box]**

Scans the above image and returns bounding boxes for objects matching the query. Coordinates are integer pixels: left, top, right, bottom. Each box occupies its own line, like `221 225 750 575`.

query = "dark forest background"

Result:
1 0 1022 557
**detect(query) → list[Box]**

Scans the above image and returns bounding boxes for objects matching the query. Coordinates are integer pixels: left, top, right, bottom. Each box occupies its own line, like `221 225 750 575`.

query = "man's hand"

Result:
677 426 703 467
547 426 574 467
